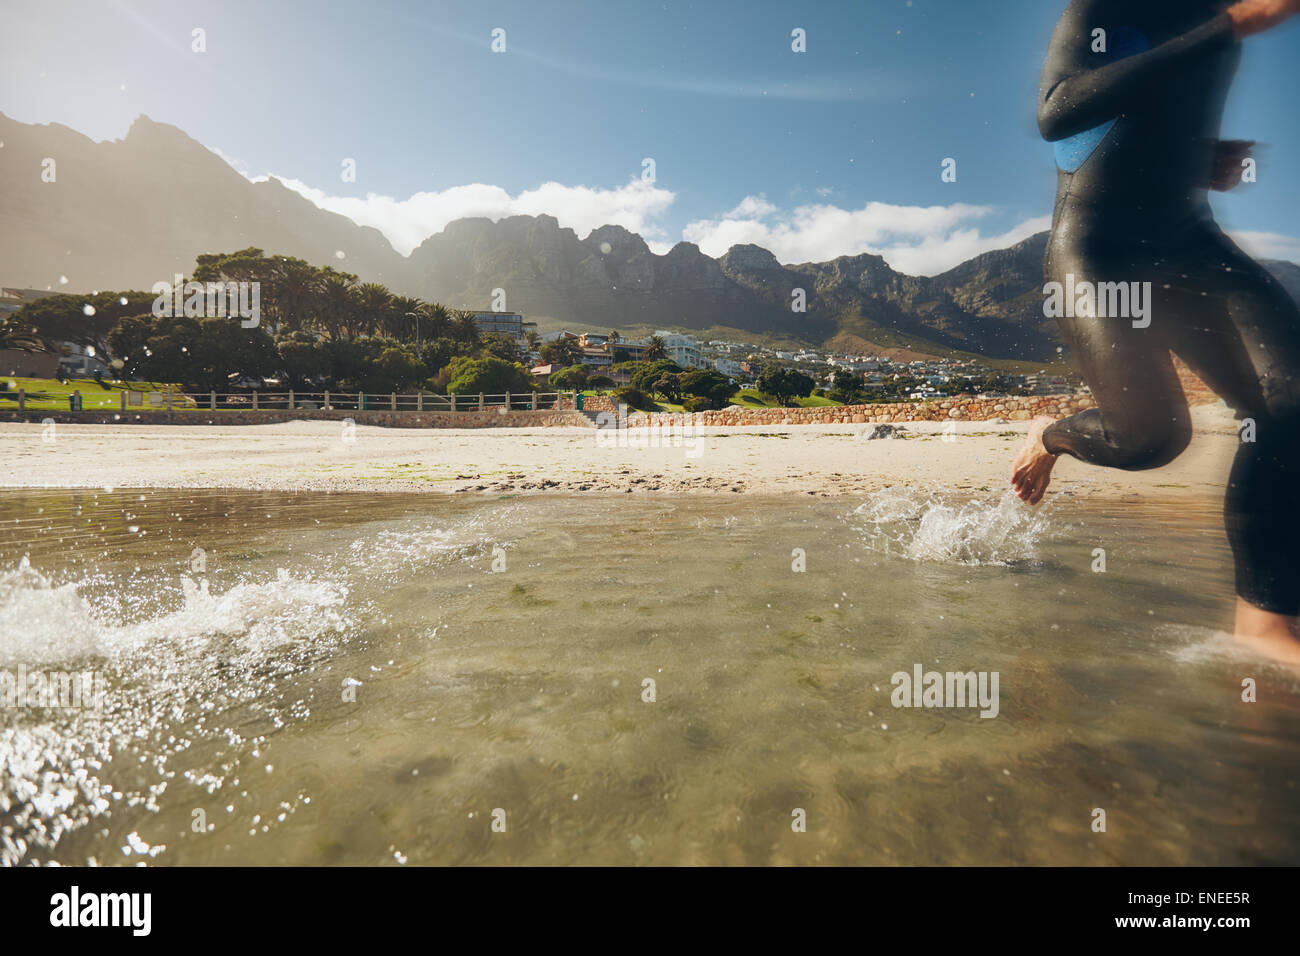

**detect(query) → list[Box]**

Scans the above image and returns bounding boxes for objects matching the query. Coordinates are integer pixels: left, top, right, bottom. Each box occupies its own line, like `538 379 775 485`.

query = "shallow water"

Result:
1 487 1298 866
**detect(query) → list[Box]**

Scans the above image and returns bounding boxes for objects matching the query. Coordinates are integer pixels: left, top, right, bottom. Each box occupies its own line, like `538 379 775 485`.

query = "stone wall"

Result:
619 362 1221 428
626 393 1099 427
0 407 591 429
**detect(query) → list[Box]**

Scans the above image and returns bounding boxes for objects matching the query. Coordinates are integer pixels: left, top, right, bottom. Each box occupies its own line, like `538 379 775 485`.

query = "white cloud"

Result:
683 196 1052 275
209 145 252 179
223 161 1062 274
267 176 675 256
204 142 1299 272
725 194 778 219
873 217 1054 275
1228 230 1300 264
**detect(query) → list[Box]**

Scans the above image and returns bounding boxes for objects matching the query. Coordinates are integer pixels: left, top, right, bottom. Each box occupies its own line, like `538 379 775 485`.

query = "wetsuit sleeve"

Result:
1038 1 1236 141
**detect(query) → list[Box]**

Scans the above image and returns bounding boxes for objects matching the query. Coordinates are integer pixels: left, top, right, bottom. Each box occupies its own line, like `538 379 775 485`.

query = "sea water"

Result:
1 487 1297 865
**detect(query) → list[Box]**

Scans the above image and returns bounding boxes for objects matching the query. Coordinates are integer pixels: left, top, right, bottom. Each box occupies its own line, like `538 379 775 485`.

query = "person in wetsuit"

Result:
1009 0 1300 662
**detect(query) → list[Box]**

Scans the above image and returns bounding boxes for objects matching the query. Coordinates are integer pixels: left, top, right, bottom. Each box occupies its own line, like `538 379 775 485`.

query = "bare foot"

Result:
1233 597 1300 668
1010 416 1058 505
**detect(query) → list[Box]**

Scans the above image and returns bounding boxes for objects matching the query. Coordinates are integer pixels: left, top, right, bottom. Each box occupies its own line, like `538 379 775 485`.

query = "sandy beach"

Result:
0 402 1240 501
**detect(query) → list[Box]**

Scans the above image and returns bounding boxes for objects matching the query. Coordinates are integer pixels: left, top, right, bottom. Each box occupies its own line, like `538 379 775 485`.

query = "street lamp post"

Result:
405 311 423 346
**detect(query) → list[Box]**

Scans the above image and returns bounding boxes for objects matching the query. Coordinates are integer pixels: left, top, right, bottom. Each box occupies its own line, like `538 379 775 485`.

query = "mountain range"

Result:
3 112 1297 362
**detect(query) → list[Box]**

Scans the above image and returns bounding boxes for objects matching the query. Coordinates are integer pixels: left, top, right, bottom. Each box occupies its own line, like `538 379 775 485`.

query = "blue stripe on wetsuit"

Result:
1054 26 1151 172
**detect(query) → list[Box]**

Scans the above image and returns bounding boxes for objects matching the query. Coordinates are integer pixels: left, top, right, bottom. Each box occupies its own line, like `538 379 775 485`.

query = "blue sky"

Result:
4 0 1299 272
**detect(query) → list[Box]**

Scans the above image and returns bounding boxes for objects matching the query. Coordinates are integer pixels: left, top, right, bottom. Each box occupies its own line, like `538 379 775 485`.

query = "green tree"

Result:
271 255 326 334
479 332 522 362
828 369 864 404
629 359 683 394
277 332 332 388
445 355 535 395
193 248 278 325
324 337 428 392
421 303 454 341
317 269 359 340
549 364 589 390
188 317 279 391
452 311 481 345
652 372 683 402
678 369 734 409
107 314 278 390
6 290 152 359
539 337 581 368
417 337 472 380
758 366 816 406
355 283 394 339
613 386 654 411
374 346 426 391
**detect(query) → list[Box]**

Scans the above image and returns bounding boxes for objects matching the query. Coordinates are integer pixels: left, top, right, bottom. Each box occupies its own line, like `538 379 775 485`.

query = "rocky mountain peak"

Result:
719 244 783 274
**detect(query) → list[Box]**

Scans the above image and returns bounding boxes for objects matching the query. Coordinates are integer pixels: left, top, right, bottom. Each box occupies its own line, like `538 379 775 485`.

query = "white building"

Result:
466 310 538 342
652 331 703 369
59 342 108 377
712 357 743 377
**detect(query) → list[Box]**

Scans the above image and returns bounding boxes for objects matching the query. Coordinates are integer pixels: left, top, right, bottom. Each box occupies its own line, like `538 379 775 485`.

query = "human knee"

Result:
1107 416 1192 470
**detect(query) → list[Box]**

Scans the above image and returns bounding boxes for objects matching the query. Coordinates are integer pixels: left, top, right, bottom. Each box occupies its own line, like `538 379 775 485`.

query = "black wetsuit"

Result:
1039 0 1300 614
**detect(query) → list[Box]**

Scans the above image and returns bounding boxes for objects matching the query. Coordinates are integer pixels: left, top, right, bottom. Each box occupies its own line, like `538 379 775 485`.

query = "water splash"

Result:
0 562 355 866
0 500 513 865
850 486 1055 566
0 559 349 667
1169 626 1300 683
0 558 106 665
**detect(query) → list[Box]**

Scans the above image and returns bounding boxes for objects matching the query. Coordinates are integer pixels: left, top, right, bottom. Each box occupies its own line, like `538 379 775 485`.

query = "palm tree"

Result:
388 296 425 342
271 256 321 335
317 269 359 340
645 334 668 361
423 302 453 341
452 310 481 345
356 283 393 339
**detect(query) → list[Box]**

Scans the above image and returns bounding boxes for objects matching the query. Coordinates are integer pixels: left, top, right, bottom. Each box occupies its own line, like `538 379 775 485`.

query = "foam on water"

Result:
1168 625 1300 683
344 503 525 572
850 486 1055 565
0 559 106 665
0 559 349 667
0 562 356 865
0 503 515 865
0 501 523 669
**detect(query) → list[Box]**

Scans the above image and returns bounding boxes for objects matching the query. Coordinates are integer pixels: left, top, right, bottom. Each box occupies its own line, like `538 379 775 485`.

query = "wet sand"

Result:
0 403 1239 501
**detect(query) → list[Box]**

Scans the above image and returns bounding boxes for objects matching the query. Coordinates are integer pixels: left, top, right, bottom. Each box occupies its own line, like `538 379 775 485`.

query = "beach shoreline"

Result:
0 403 1240 501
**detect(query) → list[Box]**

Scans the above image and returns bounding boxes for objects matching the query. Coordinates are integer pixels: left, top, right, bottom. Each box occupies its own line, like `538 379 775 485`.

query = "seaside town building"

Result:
466 310 538 343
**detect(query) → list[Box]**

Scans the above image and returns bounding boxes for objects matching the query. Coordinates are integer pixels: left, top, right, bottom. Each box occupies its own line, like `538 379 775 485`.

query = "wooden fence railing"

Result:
8 388 577 413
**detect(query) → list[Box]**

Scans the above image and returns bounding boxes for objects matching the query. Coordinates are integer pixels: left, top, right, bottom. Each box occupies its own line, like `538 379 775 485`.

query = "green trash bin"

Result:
576 393 585 411
69 392 82 412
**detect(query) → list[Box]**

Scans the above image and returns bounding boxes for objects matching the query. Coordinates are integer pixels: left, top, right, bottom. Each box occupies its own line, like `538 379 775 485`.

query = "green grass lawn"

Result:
730 389 840 409
0 376 187 411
